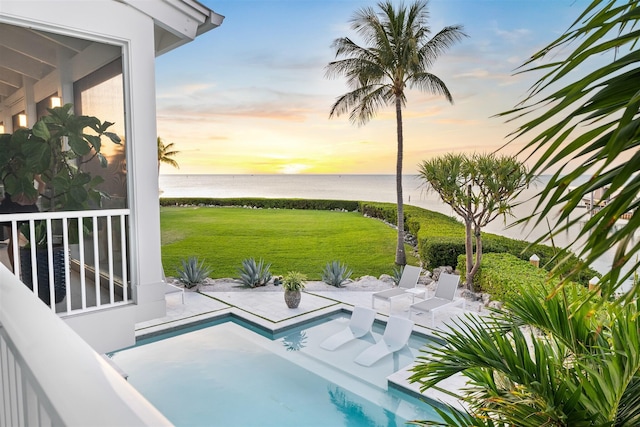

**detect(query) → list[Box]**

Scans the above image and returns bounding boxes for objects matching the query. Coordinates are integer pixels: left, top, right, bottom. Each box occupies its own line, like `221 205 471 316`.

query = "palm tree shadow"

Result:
282 330 307 351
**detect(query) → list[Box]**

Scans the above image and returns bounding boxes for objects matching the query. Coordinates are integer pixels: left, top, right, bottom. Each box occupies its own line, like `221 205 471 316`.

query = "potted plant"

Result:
282 271 306 308
0 104 121 303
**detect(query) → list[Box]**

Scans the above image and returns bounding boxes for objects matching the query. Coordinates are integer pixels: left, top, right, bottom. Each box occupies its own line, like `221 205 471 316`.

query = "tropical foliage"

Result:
176 256 212 288
238 257 272 288
326 0 466 266
0 103 120 211
282 271 306 292
322 260 353 287
502 0 640 299
418 153 529 286
410 1 640 425
157 137 179 171
409 286 640 426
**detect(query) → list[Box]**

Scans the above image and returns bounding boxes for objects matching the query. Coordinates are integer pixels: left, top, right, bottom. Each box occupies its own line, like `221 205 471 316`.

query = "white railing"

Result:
2 209 132 315
0 264 172 427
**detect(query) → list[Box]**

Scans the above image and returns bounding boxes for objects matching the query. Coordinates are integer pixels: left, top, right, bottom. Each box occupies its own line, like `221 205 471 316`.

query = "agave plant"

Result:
176 256 212 289
392 265 404 286
322 260 352 288
238 257 272 288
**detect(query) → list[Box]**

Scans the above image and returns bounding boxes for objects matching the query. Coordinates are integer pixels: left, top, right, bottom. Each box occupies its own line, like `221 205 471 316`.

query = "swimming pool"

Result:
111 313 440 426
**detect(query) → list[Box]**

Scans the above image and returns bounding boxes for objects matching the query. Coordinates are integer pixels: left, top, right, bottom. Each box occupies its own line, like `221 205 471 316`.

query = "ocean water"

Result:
158 174 630 279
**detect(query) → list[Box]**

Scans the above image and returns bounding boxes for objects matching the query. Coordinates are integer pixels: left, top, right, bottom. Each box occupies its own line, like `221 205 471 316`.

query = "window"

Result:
74 58 127 208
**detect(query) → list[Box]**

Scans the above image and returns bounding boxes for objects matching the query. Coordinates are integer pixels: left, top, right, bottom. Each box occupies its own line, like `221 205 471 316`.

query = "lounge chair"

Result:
166 282 185 304
320 306 376 351
371 265 422 311
409 272 464 327
354 315 414 366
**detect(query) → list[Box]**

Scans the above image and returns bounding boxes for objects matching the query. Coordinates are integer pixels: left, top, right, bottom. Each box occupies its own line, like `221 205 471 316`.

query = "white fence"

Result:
0 264 172 427
2 209 132 315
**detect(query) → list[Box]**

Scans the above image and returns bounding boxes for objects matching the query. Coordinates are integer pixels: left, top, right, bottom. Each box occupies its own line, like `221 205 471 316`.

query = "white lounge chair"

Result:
320 306 376 351
409 272 464 327
166 282 185 304
371 265 422 311
354 315 414 366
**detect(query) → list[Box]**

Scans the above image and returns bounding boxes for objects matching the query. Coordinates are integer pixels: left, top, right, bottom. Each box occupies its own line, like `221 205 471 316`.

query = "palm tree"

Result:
409 285 640 426
501 0 640 299
325 0 466 265
157 137 179 172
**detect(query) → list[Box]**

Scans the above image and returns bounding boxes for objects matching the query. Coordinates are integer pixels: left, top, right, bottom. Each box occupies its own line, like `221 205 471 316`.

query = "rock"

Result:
432 266 454 282
482 293 491 305
379 274 395 285
461 289 481 301
488 300 503 310
417 273 432 285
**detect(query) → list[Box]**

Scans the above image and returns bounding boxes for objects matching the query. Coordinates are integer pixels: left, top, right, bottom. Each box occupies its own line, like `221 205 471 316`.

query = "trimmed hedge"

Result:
360 201 598 285
160 197 360 211
457 252 588 303
457 252 551 300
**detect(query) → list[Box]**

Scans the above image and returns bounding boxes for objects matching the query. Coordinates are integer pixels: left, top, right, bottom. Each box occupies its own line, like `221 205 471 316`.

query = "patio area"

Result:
135 277 484 411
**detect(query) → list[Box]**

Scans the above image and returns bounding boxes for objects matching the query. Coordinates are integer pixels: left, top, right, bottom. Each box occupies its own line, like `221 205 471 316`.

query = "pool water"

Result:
111 314 440 426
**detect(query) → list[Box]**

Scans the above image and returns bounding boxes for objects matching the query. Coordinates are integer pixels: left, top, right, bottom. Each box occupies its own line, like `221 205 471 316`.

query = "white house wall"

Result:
0 1 172 351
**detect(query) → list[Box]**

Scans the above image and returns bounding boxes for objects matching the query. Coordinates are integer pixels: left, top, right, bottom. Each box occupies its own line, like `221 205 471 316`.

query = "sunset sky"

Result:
155 0 589 175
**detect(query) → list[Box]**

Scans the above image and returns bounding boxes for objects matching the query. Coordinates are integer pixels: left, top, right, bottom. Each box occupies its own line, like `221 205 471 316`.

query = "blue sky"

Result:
155 0 588 175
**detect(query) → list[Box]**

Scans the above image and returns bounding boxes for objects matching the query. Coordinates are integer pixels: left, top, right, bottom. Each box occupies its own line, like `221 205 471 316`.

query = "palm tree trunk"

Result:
395 96 406 266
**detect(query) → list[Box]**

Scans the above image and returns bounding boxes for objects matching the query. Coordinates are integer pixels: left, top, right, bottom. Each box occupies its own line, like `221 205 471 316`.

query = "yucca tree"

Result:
157 136 180 172
326 0 466 265
418 153 529 287
501 0 640 299
409 286 640 426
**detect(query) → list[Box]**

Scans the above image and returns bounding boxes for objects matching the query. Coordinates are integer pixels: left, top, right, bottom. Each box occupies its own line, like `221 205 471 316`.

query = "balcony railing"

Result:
1 209 132 315
0 263 172 426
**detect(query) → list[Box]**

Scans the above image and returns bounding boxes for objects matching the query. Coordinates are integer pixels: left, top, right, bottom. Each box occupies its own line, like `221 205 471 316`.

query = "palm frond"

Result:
499 0 640 296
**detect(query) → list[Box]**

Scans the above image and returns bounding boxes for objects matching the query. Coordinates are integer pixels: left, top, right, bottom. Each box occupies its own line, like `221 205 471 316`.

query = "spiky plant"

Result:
176 256 212 289
238 257 272 288
322 260 353 288
392 265 404 286
282 271 306 292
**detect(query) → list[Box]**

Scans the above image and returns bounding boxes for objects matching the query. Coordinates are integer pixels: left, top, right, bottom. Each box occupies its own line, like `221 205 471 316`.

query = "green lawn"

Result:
160 206 418 279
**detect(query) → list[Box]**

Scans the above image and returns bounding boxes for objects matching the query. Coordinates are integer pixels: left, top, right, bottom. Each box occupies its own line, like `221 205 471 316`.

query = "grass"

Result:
160 206 419 280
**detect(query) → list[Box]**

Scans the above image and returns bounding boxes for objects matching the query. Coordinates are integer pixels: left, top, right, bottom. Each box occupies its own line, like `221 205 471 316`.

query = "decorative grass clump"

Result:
321 260 352 287
238 257 272 288
176 256 212 288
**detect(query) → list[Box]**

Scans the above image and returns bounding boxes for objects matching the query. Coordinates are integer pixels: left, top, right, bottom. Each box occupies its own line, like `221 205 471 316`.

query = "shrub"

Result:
361 200 599 285
419 236 466 269
160 197 359 211
282 271 306 291
321 260 353 287
176 256 212 288
457 252 588 303
238 257 272 288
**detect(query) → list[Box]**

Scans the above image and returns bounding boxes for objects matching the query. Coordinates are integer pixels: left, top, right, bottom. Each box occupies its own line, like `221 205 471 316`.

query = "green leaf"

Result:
68 133 91 156
31 119 51 141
